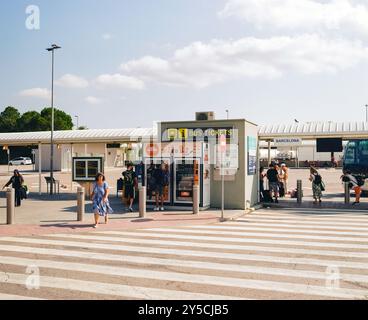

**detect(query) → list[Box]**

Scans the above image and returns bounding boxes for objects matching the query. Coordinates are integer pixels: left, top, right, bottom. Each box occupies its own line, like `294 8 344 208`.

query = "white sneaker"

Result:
160 207 165 211
154 207 160 211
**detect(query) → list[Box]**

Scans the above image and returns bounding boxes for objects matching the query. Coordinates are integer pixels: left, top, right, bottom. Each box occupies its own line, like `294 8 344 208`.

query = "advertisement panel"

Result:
247 136 257 176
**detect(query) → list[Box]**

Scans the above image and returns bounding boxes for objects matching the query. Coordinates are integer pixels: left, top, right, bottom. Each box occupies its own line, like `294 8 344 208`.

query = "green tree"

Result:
17 111 48 132
0 106 21 133
40 107 74 131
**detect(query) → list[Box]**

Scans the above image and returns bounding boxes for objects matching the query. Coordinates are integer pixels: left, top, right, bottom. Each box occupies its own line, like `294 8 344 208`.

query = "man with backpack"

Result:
123 163 138 212
266 163 281 203
341 171 364 205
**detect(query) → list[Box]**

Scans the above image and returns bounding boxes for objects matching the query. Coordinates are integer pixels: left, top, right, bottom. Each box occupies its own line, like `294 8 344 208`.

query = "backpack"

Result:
356 176 365 187
314 174 322 185
123 170 135 186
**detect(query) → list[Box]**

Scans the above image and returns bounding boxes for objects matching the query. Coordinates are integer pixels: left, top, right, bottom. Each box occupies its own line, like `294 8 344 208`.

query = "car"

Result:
8 157 33 166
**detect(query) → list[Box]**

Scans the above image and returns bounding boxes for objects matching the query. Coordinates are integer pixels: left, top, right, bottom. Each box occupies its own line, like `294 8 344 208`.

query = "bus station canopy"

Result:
259 121 368 141
0 128 155 146
1 121 368 146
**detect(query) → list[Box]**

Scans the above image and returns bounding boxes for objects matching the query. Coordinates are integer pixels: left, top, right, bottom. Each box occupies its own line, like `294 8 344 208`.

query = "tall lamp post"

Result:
46 44 61 195
75 115 79 130
365 105 368 123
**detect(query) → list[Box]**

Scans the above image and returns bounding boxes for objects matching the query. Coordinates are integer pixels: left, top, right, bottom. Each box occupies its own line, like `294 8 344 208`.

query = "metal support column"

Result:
77 187 85 222
6 188 15 225
139 186 146 218
297 180 303 204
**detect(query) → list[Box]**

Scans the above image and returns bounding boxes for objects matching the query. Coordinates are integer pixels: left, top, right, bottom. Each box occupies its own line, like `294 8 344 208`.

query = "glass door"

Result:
174 158 200 204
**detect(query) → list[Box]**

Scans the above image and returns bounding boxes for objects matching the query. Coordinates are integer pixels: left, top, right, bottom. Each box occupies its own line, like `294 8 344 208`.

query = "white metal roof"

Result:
1 121 368 145
259 121 368 140
0 128 155 145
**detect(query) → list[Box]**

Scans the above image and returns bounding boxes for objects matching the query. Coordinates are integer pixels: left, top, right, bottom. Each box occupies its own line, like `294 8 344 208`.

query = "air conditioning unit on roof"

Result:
196 112 215 121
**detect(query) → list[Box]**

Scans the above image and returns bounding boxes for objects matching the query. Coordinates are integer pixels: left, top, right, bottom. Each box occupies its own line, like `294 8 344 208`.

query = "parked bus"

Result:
343 139 368 191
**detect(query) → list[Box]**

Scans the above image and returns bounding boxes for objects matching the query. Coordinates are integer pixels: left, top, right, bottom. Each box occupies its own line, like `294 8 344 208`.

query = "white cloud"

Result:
19 88 51 99
219 0 368 34
95 73 145 90
55 74 89 88
85 96 102 105
120 35 368 88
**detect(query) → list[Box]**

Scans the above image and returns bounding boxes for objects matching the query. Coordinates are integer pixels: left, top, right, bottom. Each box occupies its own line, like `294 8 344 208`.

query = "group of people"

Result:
260 162 365 206
91 161 170 228
260 162 289 203
91 162 138 229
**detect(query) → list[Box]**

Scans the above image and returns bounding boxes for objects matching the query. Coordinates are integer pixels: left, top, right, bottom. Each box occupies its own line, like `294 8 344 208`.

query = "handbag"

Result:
321 181 326 192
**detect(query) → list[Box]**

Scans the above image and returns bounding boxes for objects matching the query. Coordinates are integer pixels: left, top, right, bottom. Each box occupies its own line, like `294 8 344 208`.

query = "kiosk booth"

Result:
143 142 211 209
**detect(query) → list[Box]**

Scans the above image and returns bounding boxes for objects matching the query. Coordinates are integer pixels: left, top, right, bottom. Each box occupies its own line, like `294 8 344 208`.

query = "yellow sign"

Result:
167 129 178 140
178 128 188 139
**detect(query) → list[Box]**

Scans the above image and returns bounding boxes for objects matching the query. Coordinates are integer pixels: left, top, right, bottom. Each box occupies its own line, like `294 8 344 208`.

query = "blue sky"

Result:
1 0 368 129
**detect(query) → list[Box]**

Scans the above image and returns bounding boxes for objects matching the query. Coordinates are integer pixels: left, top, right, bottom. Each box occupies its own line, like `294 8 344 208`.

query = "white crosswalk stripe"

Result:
0 208 367 300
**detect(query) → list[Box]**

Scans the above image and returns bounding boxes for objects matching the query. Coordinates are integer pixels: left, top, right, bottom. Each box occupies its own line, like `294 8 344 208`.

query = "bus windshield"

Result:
343 140 368 175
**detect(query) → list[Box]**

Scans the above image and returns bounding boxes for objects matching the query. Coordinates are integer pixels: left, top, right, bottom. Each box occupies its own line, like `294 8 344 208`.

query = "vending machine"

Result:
143 142 210 208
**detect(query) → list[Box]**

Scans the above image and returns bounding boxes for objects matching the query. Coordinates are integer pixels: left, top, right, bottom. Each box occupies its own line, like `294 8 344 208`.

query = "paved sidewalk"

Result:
0 192 247 237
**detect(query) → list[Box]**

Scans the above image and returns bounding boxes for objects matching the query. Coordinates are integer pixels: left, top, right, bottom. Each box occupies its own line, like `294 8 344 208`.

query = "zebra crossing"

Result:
0 208 368 300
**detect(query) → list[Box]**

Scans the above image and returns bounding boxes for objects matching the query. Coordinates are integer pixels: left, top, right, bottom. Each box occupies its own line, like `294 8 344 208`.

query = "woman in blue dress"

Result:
91 173 113 228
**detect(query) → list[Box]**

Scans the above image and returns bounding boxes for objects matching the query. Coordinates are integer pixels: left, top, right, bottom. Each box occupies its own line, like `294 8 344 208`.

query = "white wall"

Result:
35 144 62 171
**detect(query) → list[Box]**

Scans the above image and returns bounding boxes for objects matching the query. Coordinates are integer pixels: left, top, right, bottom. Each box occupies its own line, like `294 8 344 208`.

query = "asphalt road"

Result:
0 207 367 300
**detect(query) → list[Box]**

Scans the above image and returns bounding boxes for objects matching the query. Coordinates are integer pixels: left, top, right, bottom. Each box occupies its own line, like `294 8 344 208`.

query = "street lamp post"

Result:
46 44 61 195
226 110 229 120
365 105 368 123
75 115 79 130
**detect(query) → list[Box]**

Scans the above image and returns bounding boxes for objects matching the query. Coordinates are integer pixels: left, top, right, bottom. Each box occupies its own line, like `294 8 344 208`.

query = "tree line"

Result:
0 106 74 133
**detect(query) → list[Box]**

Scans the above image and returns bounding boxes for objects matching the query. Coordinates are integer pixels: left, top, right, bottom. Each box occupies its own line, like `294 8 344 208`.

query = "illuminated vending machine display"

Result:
173 142 210 207
174 159 199 203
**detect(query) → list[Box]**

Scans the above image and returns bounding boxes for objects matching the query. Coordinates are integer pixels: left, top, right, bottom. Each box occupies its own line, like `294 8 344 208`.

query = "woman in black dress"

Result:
2 170 25 207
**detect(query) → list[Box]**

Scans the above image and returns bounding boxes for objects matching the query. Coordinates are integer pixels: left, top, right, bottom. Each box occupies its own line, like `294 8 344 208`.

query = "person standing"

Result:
91 173 113 228
153 164 166 211
147 161 156 200
2 170 24 207
259 167 266 202
280 163 289 195
309 167 324 204
266 163 280 203
341 171 363 205
123 162 138 212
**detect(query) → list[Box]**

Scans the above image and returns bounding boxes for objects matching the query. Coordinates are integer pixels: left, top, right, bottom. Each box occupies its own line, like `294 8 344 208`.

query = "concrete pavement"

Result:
0 207 367 300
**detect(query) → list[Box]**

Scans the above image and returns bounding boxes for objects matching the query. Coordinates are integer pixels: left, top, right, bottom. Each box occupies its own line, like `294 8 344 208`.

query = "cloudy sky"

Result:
1 0 368 129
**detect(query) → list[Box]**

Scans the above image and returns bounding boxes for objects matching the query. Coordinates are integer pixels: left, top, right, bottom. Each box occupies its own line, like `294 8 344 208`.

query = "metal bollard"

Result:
6 188 15 225
193 185 200 215
139 186 146 218
344 182 350 204
77 187 85 222
297 180 303 204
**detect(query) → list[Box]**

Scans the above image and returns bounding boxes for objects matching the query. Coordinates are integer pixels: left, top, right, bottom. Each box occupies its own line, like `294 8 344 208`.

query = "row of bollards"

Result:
295 180 351 204
76 185 200 222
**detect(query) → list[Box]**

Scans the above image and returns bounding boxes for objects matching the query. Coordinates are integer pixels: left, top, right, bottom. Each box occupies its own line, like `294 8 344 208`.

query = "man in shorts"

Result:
123 163 138 212
153 164 166 211
267 163 281 203
342 171 363 205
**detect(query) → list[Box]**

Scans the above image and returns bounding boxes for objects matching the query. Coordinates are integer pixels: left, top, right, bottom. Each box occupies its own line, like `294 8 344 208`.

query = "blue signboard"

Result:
247 136 257 175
